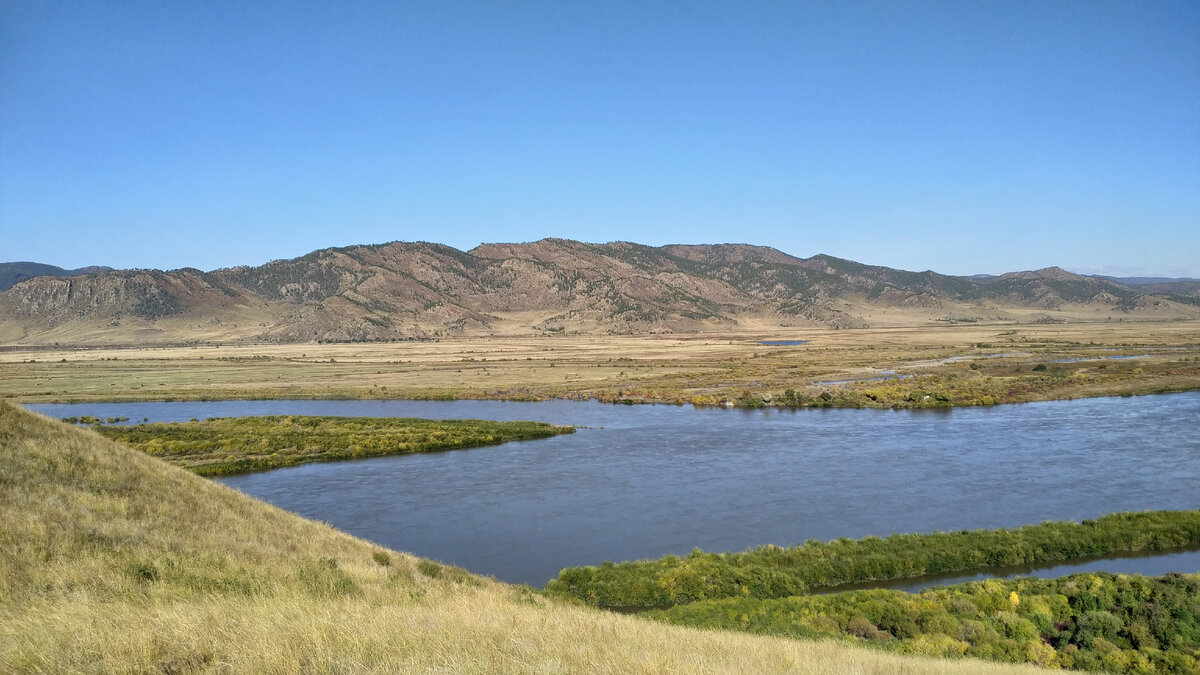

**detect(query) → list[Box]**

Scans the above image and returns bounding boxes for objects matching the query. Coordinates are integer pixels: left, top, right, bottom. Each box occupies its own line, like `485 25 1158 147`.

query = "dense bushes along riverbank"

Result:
546 511 1200 609
650 572 1200 673
94 415 575 476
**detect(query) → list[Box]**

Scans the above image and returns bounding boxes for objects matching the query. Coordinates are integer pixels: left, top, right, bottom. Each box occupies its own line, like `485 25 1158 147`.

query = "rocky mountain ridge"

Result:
1 239 1196 345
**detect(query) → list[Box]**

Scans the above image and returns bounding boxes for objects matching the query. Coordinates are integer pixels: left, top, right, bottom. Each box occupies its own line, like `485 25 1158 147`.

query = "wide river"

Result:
29 393 1200 588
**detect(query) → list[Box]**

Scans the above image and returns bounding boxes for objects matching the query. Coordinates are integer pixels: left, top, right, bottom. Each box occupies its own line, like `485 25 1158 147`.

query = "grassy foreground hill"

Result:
0 402 1047 674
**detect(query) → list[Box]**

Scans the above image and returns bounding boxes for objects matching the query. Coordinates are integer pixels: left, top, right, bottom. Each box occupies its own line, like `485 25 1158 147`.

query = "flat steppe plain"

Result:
2 319 1198 406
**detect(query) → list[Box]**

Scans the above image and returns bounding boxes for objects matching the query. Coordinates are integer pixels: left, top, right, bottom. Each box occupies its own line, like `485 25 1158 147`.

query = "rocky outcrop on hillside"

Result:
0 269 243 323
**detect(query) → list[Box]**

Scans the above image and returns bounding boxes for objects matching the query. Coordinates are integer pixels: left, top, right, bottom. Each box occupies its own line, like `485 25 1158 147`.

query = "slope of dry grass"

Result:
0 401 1049 674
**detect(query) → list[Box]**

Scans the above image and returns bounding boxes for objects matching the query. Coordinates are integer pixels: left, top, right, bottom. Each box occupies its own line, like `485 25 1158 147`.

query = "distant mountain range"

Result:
1 240 1197 345
1093 275 1200 286
1090 275 1200 296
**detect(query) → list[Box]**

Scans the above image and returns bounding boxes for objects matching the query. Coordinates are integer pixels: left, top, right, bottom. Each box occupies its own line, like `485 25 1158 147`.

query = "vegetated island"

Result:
90 415 575 476
547 511 1200 610
3 404 1047 673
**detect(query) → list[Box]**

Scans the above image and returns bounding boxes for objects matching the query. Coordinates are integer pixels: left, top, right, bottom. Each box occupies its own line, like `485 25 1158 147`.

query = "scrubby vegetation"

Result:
2 402 1049 673
546 511 1200 609
94 415 574 476
650 572 1200 673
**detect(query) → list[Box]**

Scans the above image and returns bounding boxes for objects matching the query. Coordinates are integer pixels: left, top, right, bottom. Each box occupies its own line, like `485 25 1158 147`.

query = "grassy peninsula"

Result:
91 415 574 476
1 402 1052 673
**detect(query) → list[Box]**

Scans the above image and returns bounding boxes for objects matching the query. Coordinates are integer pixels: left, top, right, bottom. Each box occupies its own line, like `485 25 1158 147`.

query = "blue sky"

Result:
2 1 1198 277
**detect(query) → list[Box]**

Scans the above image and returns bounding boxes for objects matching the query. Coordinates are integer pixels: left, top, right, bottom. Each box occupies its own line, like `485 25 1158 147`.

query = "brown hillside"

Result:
2 239 1196 345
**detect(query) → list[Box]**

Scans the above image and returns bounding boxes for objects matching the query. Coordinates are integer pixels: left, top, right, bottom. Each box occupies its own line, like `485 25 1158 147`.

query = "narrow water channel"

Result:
811 548 1200 595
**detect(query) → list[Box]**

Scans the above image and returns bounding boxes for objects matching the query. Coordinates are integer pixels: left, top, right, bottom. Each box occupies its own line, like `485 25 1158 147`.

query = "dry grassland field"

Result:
2 319 1198 407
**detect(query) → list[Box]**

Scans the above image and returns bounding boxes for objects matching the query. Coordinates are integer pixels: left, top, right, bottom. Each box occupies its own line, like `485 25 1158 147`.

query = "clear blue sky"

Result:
3 1 1198 277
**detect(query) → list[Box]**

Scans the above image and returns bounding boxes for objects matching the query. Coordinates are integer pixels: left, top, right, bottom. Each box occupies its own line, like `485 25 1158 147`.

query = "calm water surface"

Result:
30 393 1200 587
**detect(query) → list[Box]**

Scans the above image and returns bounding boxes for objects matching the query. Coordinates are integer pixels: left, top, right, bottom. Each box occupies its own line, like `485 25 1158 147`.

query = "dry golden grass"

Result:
0 402 1049 674
1 319 1198 405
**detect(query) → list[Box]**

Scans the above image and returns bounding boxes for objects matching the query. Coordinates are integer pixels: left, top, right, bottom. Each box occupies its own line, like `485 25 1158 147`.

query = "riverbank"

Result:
0 402 1047 674
2 321 1198 408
